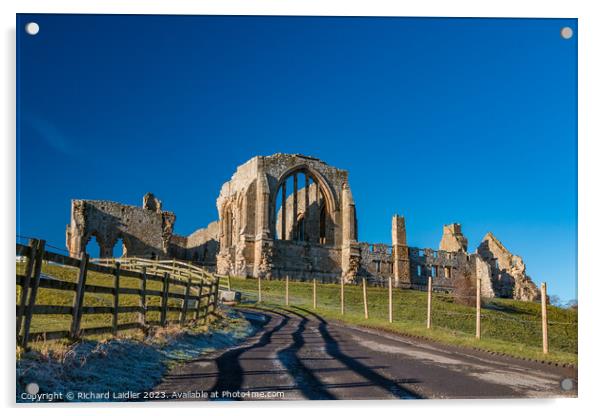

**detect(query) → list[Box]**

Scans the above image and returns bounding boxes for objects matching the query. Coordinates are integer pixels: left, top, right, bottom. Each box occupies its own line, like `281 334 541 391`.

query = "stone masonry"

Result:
66 154 539 301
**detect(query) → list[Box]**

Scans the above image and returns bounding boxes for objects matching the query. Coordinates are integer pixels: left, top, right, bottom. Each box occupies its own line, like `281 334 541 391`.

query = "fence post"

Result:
388 276 393 323
180 276 192 325
140 266 147 327
541 282 548 354
227 274 232 291
70 253 89 339
285 276 289 306
212 276 220 314
17 239 39 340
22 240 46 349
340 278 345 315
476 277 481 339
160 272 170 326
362 278 369 319
258 276 262 303
313 279 317 310
427 276 432 329
195 281 204 321
21 240 46 348
112 263 121 335
202 281 210 325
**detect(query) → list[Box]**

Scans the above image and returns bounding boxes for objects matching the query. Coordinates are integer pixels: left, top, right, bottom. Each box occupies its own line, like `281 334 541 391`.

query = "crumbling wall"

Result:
65 193 175 259
408 247 469 291
358 243 394 282
168 221 220 268
439 223 468 252
477 232 539 301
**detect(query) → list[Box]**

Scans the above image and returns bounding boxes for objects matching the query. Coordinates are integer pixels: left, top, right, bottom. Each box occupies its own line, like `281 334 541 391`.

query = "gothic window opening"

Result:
274 167 332 245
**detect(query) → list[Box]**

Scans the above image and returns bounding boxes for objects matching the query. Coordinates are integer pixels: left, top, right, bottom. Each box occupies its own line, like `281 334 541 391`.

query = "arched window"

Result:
274 167 333 245
85 235 102 258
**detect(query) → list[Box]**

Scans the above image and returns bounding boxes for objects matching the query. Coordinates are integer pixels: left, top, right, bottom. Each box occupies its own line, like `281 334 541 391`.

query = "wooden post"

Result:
340 278 345 315
195 281 204 321
427 276 432 329
112 263 121 335
180 276 192 324
388 276 393 323
17 239 39 340
476 277 481 339
21 240 45 349
313 279 317 309
140 266 147 326
160 272 169 326
227 274 232 291
285 276 289 306
258 276 262 303
362 278 369 319
541 282 548 354
202 281 210 325
70 253 89 339
212 276 220 314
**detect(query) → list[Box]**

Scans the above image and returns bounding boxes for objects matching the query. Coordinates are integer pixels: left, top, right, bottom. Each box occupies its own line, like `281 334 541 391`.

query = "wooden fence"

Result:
254 275 558 354
16 239 221 349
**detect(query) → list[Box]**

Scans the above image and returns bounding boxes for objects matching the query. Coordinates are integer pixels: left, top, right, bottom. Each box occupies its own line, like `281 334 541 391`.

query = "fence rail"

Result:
15 239 221 349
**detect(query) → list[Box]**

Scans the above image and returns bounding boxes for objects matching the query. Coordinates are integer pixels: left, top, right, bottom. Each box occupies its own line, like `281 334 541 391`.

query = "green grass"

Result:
16 261 200 341
16 262 577 366
229 276 578 366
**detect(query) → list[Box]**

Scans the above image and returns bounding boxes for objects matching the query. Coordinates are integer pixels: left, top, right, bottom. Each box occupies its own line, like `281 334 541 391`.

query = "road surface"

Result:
154 307 577 400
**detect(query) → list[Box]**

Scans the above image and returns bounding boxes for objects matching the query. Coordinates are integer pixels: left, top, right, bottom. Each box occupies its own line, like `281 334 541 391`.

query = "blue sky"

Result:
16 14 577 302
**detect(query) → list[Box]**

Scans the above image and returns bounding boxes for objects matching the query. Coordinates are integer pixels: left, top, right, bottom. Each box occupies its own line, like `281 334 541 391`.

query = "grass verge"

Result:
228 276 577 366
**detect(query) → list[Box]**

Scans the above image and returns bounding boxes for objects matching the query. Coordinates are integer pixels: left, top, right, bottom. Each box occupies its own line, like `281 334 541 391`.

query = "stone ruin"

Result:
66 192 218 266
65 154 539 301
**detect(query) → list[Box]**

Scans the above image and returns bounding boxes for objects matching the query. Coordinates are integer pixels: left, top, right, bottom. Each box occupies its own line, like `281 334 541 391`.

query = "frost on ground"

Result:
16 308 256 403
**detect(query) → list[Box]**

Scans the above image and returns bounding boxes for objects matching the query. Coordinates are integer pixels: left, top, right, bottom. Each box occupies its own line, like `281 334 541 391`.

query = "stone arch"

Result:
112 232 133 258
82 230 111 258
273 164 338 214
270 165 338 245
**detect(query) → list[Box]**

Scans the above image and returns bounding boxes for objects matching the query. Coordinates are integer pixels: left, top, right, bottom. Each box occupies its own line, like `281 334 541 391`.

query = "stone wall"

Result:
66 193 174 259
168 221 220 269
358 243 394 282
66 193 219 266
477 233 540 301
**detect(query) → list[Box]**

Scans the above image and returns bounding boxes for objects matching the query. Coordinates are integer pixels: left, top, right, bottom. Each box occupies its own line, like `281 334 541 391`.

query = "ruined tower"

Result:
439 223 468 253
391 215 411 286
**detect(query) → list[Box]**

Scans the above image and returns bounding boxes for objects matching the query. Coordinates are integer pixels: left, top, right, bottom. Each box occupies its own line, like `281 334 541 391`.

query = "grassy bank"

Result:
228 276 577 366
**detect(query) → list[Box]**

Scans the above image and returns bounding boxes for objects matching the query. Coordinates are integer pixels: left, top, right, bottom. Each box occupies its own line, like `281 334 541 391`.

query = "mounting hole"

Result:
560 26 573 40
560 378 574 391
25 382 39 395
25 22 40 36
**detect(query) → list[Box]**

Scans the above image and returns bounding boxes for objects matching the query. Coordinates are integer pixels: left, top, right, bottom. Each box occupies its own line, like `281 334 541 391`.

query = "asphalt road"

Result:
154 307 577 400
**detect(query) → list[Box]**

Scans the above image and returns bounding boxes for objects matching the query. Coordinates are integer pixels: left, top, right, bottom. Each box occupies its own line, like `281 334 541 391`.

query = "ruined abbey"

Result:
65 154 540 301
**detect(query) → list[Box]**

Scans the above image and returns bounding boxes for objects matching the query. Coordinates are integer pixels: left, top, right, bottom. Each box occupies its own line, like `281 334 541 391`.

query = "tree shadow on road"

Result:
273 308 336 399
207 312 285 400
291 306 422 399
